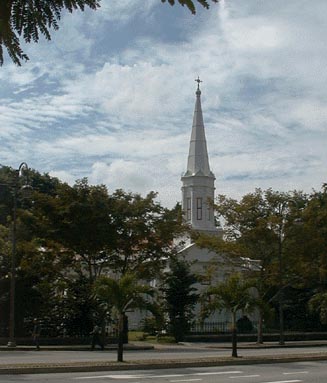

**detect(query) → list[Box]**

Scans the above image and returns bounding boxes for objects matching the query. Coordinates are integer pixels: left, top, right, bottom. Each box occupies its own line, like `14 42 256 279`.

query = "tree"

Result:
106 190 184 279
161 256 198 342
48 178 115 282
94 273 154 362
161 0 217 15
301 185 327 288
309 292 327 325
13 176 113 335
302 185 327 327
0 0 100 66
195 188 307 343
0 224 11 335
5 167 183 335
201 273 254 357
0 165 43 337
0 0 218 66
0 167 110 335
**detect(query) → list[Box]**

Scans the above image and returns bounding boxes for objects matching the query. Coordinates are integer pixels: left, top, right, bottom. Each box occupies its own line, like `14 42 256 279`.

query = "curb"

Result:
0 345 154 352
1 354 327 375
207 343 327 349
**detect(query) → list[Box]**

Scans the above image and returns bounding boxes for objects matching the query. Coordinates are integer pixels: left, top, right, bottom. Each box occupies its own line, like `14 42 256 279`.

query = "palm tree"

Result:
93 273 154 362
201 273 255 357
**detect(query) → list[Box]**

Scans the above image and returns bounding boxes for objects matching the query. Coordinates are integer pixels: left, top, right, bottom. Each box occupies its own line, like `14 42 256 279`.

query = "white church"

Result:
128 79 257 330
178 79 240 325
179 78 225 272
181 78 220 235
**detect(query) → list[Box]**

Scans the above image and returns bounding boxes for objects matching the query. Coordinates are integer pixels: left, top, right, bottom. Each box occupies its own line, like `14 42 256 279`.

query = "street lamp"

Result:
277 217 285 346
276 199 302 346
7 162 32 348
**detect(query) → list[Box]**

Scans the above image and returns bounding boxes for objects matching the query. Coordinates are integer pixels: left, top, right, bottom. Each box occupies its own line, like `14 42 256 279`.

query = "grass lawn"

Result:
128 331 175 344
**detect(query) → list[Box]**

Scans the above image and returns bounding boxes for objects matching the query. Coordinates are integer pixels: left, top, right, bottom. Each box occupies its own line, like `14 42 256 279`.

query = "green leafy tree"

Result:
161 256 198 342
309 292 327 325
0 167 100 335
0 0 100 66
107 190 184 278
0 164 185 337
0 165 42 336
162 0 217 15
302 185 327 326
58 276 96 337
0 224 11 335
21 173 184 335
24 176 119 334
301 185 327 287
196 188 307 342
213 190 284 343
94 273 154 362
50 178 115 282
201 273 254 357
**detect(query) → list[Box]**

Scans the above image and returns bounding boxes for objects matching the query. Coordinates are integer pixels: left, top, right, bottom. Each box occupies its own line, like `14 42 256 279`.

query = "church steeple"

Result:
181 78 218 233
185 77 214 178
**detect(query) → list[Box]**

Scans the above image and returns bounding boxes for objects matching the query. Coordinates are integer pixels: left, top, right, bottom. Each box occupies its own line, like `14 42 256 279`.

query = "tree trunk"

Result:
231 312 238 358
257 310 263 344
279 294 285 345
117 313 124 362
123 314 129 344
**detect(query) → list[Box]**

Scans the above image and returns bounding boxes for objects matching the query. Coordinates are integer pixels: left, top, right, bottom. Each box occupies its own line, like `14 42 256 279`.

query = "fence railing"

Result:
190 321 231 333
190 321 258 334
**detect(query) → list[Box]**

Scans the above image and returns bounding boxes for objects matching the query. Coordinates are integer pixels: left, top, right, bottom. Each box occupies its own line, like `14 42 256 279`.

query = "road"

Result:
0 361 327 382
1 345 327 365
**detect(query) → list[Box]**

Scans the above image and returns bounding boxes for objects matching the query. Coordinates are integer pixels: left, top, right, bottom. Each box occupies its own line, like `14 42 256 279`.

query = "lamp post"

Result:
7 162 31 348
276 199 301 346
277 219 285 346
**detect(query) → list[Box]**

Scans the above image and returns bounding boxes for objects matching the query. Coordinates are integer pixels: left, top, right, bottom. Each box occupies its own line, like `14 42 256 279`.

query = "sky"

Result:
1 0 327 208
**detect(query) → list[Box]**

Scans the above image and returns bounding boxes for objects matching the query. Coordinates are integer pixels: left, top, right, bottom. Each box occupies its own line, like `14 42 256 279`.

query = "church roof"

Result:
184 79 214 178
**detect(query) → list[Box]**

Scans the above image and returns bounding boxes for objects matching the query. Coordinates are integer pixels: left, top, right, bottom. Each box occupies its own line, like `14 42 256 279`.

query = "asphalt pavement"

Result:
2 362 327 383
1 341 327 375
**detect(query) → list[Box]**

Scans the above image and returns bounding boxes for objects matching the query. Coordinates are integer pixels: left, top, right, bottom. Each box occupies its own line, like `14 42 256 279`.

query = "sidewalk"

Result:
181 340 327 349
0 343 154 352
1 340 327 375
2 339 327 351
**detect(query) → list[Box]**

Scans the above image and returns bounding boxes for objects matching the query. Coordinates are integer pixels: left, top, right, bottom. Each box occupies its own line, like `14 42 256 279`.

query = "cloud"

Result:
90 160 152 191
95 0 158 22
87 159 180 207
1 0 327 208
49 170 76 185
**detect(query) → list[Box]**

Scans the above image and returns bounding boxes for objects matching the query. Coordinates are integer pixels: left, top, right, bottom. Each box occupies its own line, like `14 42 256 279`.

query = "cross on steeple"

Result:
195 76 202 90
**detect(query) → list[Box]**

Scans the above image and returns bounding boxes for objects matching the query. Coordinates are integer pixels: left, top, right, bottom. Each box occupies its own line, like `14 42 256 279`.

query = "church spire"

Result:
184 77 214 178
181 79 217 234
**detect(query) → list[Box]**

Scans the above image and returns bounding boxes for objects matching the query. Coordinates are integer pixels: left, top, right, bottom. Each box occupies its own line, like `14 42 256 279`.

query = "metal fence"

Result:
190 321 231 334
190 321 258 334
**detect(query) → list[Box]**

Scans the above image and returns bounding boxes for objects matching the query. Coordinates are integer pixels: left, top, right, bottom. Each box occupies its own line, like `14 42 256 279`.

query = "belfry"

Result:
181 78 219 234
